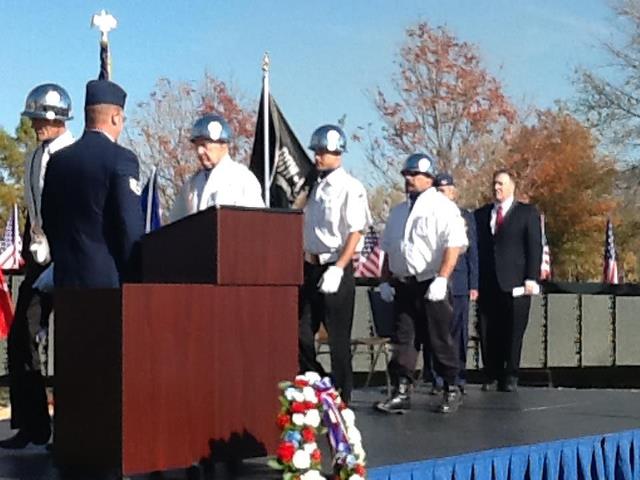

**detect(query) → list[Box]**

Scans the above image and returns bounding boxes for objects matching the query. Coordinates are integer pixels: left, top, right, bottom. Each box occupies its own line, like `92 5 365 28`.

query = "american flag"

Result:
353 229 384 278
0 268 14 339
603 217 618 285
0 204 23 270
540 214 551 280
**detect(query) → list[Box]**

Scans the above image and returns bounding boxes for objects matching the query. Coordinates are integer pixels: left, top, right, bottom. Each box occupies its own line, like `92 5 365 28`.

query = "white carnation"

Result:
292 390 305 402
303 371 322 383
292 449 311 469
341 408 355 427
349 475 365 480
353 443 366 462
304 409 321 427
301 470 325 480
284 387 297 401
291 413 305 426
302 386 318 403
348 427 361 443
303 442 318 454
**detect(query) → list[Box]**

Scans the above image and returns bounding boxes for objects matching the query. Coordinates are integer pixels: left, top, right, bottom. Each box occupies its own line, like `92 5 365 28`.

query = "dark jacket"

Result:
474 201 542 293
42 131 144 288
451 209 479 296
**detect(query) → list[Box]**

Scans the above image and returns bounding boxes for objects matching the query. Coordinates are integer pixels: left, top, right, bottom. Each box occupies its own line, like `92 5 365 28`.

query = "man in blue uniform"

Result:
42 79 144 288
421 173 478 393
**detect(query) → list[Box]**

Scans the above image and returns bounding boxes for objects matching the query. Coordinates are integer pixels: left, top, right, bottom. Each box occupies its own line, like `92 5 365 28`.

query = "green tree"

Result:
0 117 35 227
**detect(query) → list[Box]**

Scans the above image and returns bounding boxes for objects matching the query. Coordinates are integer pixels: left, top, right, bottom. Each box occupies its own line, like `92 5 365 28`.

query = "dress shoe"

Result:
374 378 411 414
429 384 443 396
437 387 462 414
481 380 498 392
499 376 518 392
0 428 50 449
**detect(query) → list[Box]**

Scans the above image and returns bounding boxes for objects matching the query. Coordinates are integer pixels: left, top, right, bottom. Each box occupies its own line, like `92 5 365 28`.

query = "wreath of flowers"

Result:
269 371 367 480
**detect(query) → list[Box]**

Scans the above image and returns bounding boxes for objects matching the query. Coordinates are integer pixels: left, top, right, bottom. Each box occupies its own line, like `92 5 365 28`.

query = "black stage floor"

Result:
0 385 638 479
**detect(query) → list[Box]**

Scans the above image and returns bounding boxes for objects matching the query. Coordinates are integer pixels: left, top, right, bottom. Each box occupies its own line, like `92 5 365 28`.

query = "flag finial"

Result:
262 52 270 73
91 9 118 43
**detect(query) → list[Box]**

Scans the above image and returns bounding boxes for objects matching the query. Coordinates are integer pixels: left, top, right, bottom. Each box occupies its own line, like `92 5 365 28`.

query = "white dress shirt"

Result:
382 187 468 280
303 167 371 264
490 196 514 235
169 154 265 222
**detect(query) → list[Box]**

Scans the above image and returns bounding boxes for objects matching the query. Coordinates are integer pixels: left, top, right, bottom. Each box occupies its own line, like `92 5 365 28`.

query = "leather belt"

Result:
304 252 321 265
398 273 433 284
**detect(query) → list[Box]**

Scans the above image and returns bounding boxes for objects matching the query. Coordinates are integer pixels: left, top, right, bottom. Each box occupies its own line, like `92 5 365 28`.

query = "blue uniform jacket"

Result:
42 131 144 288
451 209 479 296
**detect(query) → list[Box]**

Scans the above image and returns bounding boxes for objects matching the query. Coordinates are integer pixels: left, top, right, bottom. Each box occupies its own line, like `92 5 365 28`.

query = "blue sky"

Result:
0 1 616 176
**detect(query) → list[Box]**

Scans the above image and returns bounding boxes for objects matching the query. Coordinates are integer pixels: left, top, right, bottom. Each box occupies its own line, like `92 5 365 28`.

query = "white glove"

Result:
29 239 51 265
35 327 48 344
378 282 395 303
33 264 54 293
426 276 448 302
318 266 344 294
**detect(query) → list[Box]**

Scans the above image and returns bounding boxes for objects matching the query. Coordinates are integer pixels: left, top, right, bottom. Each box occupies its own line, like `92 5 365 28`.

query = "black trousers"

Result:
298 262 355 402
7 258 52 435
477 285 531 381
388 278 459 386
423 294 469 386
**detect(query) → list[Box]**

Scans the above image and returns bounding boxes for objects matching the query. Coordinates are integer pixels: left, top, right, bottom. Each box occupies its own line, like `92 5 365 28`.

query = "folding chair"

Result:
351 287 395 395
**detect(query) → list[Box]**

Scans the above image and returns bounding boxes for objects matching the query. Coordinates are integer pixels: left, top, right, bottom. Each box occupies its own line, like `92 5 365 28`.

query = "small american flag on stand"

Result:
0 204 24 270
353 228 384 278
540 214 551 280
602 217 618 285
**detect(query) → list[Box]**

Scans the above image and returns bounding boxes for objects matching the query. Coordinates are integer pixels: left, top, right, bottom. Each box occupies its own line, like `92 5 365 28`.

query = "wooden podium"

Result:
54 207 302 476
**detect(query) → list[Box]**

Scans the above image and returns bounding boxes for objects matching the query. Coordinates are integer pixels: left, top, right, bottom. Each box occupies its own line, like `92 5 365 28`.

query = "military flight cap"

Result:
85 79 127 108
435 173 455 187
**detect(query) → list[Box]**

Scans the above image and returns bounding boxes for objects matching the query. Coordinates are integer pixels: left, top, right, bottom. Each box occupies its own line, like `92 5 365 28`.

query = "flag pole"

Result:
262 52 271 207
145 167 157 233
91 10 118 80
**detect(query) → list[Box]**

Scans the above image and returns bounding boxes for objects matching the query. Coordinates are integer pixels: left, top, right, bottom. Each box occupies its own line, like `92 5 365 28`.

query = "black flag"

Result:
249 89 315 208
98 40 110 80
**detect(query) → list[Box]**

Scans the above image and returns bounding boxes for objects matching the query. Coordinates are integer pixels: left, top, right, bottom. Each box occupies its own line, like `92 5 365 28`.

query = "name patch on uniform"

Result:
129 177 141 196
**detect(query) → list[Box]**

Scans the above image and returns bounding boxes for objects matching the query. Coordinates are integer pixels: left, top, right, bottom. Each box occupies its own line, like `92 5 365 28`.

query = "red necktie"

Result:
495 205 504 233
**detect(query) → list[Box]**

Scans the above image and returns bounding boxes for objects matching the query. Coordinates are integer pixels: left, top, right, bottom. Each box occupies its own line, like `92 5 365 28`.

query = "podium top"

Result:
141 206 304 286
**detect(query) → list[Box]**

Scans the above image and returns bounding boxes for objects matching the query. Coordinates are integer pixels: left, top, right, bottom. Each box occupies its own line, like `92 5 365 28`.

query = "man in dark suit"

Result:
474 169 542 392
421 173 478 393
42 79 144 288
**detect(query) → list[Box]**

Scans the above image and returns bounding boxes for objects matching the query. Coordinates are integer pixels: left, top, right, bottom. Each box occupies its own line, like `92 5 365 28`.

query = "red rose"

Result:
354 464 366 476
294 379 309 387
304 401 317 409
291 402 306 413
276 413 290 429
276 441 296 463
311 449 322 462
302 427 315 443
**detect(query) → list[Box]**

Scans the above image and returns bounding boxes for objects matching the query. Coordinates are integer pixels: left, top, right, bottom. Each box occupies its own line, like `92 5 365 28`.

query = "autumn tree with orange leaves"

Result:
502 110 617 281
359 21 516 198
124 73 256 212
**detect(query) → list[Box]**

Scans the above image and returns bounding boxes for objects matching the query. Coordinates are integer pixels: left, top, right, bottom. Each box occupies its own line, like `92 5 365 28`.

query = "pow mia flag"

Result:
249 89 315 208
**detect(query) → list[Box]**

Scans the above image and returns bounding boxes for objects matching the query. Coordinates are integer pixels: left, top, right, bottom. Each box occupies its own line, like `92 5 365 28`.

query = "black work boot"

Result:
374 377 411 414
437 385 462 414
